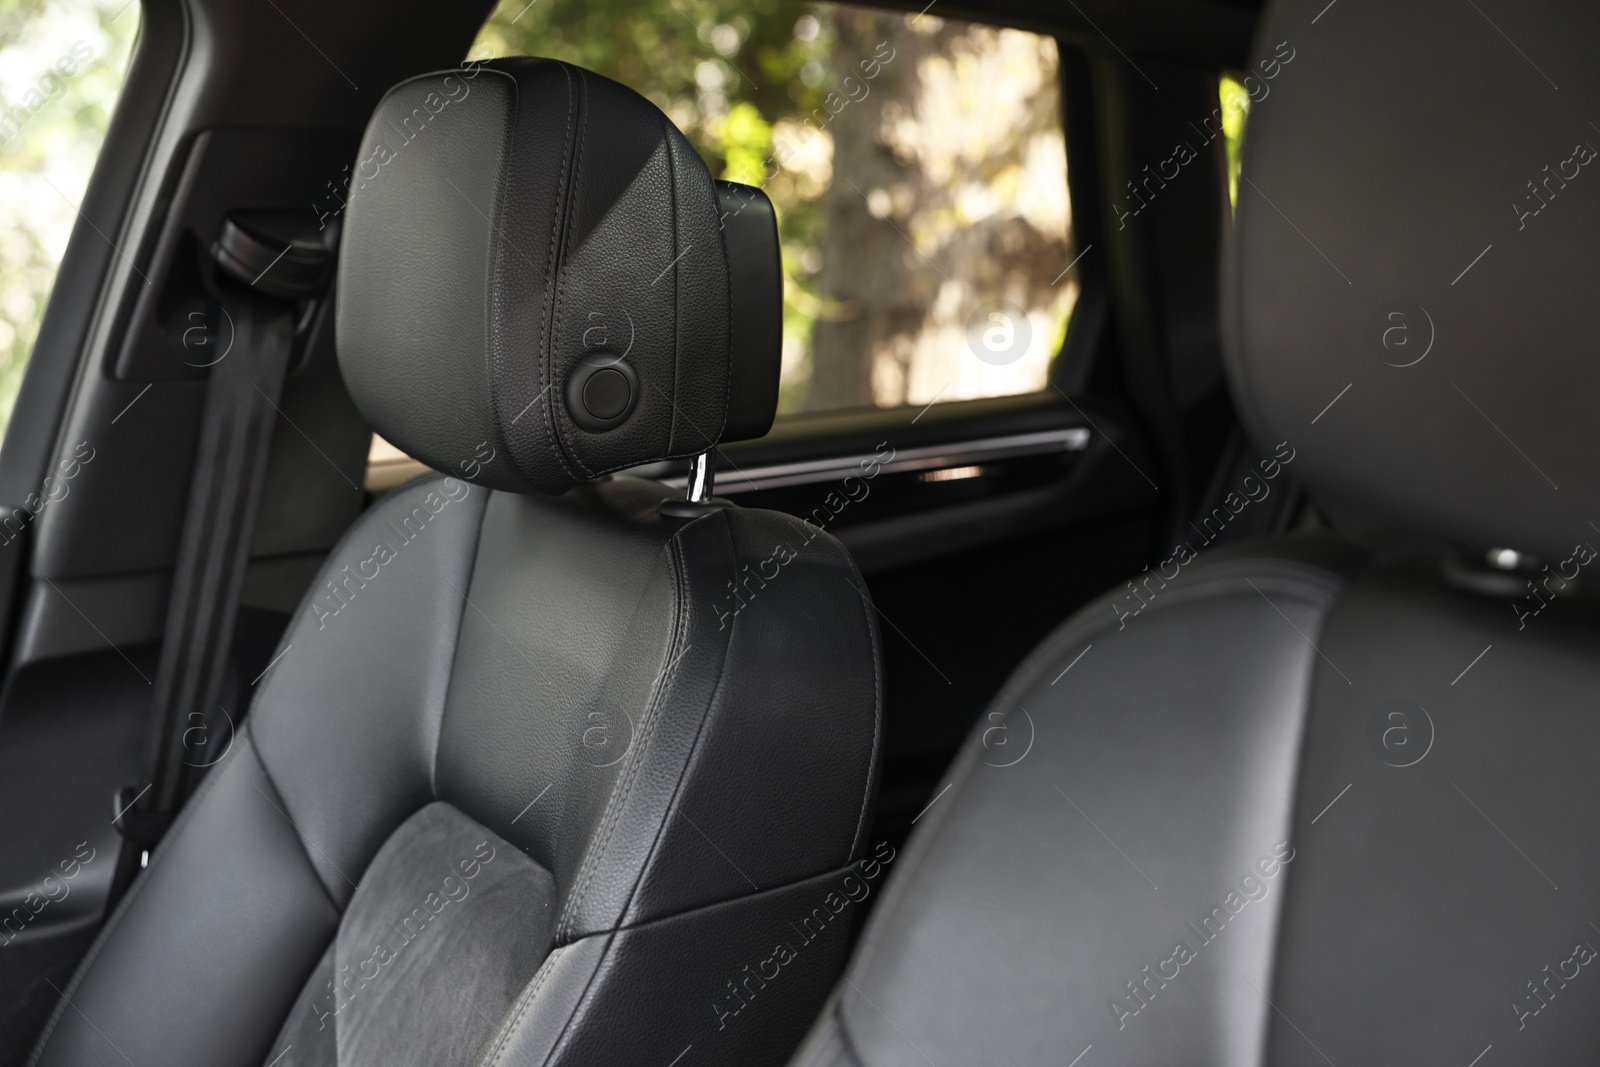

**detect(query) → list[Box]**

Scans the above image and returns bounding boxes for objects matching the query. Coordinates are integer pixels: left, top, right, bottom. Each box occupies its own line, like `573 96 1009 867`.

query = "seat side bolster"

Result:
29 734 339 1067
250 472 490 906
605 506 883 928
813 552 1350 1067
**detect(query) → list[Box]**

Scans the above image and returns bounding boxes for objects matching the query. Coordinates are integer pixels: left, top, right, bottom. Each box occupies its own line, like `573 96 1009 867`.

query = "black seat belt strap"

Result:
112 212 335 893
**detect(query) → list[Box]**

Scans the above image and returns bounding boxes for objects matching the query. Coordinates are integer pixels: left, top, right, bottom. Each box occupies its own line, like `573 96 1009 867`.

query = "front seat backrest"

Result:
29 58 881 1067
789 1 1600 1065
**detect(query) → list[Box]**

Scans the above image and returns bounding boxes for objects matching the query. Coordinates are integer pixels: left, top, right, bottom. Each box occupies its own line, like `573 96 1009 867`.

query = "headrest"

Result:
1225 0 1600 563
337 58 781 495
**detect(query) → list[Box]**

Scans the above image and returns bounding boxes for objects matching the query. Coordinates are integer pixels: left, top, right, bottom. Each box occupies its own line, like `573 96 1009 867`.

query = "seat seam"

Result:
663 114 681 452
531 61 580 485
430 485 494 798
24 731 253 1067
555 524 695 941
608 857 860 933
485 70 528 488
840 558 1349 990
545 62 591 481
833 1007 870 1067
606 519 744 929
1002 560 1346 700
531 864 861 1067
247 732 344 913
482 941 569 1067
843 556 881 860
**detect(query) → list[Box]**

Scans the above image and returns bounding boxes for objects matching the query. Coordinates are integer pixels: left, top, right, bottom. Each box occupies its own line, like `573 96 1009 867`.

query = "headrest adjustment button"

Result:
565 354 638 432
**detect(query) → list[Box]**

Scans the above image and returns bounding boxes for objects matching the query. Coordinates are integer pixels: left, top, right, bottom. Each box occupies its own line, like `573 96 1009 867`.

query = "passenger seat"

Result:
789 1 1600 1063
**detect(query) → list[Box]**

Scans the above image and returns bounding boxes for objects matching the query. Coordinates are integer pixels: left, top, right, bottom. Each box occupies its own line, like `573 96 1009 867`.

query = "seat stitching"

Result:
476 69 525 489
555 528 692 941
545 63 592 481
482 942 566 1067
556 530 689 939
539 864 856 1067
843 550 882 860
532 62 580 484
605 516 743 927
430 482 493 797
662 115 680 451
840 560 1348 989
24 731 256 1066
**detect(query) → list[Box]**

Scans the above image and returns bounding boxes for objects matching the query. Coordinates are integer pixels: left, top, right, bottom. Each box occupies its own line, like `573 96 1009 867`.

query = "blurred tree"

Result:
806 9 929 411
0 0 50 48
475 0 829 168
472 0 1074 416
476 0 841 412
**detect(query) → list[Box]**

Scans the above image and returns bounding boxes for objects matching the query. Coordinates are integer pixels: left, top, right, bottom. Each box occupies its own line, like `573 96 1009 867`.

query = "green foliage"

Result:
708 101 772 186
0 0 139 437
471 2 1074 416
473 0 848 414
1219 73 1250 209
475 0 831 171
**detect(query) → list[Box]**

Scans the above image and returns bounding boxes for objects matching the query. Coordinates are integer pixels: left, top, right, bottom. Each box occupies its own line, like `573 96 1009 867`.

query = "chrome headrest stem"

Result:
686 450 715 504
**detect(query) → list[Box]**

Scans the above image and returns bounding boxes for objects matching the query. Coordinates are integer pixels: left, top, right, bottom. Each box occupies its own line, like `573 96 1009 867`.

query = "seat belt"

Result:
111 212 336 896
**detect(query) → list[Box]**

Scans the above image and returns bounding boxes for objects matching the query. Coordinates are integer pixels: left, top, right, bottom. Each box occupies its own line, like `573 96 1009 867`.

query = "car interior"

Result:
1 0 1597 1063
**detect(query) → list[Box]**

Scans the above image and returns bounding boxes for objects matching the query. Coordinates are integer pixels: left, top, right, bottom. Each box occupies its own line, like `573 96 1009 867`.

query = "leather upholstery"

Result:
791 0 1600 1062
337 58 778 496
1224 0 1600 563
792 547 1351 1067
794 540 1600 1066
30 474 881 1066
30 56 879 1067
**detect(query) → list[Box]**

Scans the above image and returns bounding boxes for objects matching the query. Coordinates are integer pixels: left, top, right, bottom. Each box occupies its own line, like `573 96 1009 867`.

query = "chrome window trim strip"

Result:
663 426 1091 494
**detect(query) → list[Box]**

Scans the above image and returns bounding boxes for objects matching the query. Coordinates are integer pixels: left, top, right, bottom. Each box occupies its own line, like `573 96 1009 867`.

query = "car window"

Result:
470 1 1077 418
0 0 140 439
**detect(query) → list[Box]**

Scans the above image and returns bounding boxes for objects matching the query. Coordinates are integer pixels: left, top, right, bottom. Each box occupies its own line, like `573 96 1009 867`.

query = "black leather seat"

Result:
29 59 881 1067
790 1 1600 1064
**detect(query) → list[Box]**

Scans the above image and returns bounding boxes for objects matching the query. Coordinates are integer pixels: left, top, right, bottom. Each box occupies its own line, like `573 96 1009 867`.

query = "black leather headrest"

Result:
337 58 780 495
1225 0 1600 562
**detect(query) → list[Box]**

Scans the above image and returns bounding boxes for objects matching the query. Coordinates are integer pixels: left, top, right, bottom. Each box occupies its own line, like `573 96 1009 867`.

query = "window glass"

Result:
0 0 140 437
470 1 1076 417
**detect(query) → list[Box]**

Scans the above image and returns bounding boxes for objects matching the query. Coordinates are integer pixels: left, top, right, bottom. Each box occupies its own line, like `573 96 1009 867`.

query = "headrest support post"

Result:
685 451 715 504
